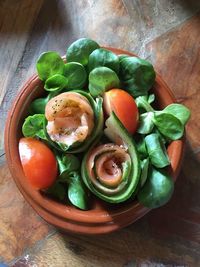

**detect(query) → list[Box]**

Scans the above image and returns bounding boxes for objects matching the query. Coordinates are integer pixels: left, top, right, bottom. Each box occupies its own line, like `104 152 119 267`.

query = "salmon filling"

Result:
45 92 94 146
87 144 131 194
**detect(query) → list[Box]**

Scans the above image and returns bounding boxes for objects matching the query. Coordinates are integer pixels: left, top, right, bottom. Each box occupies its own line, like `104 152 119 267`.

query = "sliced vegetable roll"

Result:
44 91 104 153
81 112 141 203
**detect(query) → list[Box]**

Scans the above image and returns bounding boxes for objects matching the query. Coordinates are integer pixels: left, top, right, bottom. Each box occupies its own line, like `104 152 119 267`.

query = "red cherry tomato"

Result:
103 89 139 134
19 137 58 189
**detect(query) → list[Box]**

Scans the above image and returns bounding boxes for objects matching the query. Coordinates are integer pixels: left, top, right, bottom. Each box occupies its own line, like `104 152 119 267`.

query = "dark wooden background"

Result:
0 1 200 266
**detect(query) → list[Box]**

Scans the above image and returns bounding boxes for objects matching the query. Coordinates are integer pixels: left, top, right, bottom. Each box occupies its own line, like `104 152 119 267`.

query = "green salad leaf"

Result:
66 38 100 66
88 48 120 74
89 66 120 97
145 133 170 168
118 54 129 62
46 181 66 201
153 112 184 140
36 51 65 81
29 97 48 115
140 158 150 187
163 103 191 125
56 154 80 182
120 56 156 97
135 95 154 112
137 112 154 134
64 62 87 90
138 167 174 208
44 74 68 92
135 135 148 160
22 114 46 140
68 172 90 210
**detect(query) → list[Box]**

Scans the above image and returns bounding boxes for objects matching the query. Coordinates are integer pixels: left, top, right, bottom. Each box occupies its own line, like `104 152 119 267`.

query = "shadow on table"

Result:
0 0 66 35
147 141 200 243
176 0 200 12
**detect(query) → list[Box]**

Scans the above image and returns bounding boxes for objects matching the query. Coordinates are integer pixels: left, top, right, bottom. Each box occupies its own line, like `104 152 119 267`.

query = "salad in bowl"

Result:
5 38 190 234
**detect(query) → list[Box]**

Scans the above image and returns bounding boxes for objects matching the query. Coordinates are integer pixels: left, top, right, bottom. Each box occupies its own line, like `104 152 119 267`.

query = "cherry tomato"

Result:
103 89 139 134
19 137 58 189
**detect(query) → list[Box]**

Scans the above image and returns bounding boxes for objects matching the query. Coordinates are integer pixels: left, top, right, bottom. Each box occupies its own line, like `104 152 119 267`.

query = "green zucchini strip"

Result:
81 112 140 203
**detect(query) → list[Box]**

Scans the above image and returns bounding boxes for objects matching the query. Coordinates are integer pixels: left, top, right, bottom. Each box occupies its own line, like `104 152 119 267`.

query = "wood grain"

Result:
0 0 43 105
11 215 200 267
147 13 200 154
0 164 54 262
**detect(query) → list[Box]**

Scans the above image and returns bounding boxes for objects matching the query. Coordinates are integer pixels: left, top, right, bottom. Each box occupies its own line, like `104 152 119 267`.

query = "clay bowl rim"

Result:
4 47 184 232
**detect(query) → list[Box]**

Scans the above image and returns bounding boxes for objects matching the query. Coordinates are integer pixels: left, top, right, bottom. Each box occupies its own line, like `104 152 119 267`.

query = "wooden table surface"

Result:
1 1 200 266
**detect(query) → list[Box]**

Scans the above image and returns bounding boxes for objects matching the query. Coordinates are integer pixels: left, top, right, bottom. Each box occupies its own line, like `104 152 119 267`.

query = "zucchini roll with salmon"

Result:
81 113 141 203
44 91 104 153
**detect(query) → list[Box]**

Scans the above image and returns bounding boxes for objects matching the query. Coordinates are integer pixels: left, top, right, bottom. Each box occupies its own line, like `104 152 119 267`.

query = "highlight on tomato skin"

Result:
103 89 139 134
19 137 58 189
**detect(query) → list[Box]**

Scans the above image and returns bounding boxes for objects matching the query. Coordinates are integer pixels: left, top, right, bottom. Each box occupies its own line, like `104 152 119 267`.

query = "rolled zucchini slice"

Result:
81 112 141 203
44 90 104 153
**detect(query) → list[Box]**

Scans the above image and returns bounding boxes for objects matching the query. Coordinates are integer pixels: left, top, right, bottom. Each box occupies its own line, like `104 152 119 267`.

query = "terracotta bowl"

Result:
4 47 184 234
